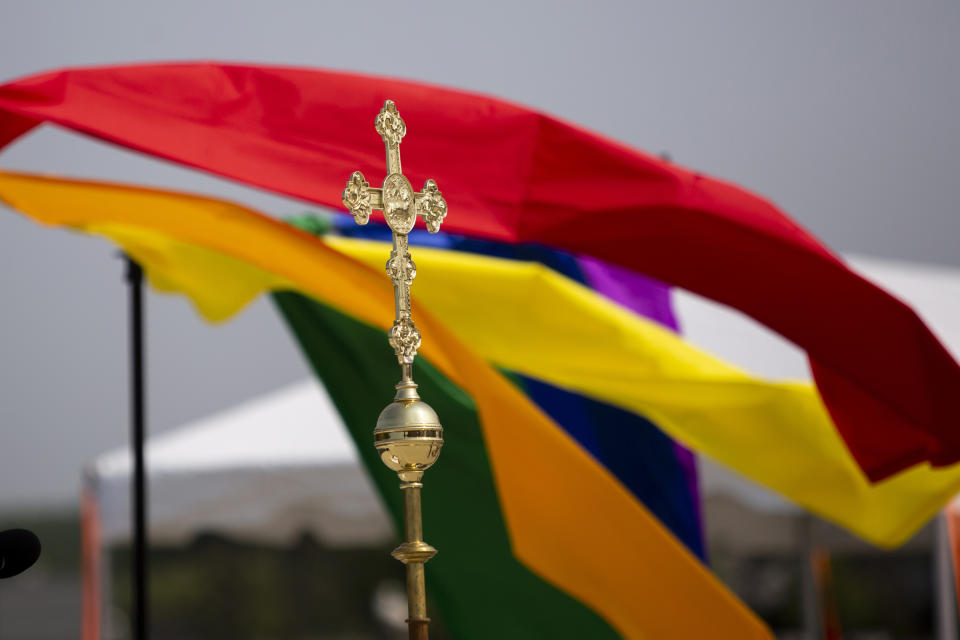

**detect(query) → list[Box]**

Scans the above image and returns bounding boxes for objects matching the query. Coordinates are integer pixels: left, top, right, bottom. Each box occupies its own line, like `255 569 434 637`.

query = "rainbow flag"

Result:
3 169 959 553
2 63 959 480
0 170 771 638
291 214 705 559
274 293 723 638
0 172 960 547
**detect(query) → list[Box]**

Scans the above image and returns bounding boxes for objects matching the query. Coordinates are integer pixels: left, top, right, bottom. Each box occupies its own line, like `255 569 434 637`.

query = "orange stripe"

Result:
465 339 771 638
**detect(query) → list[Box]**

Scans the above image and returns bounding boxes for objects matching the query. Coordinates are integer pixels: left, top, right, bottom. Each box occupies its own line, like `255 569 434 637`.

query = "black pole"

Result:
124 256 148 640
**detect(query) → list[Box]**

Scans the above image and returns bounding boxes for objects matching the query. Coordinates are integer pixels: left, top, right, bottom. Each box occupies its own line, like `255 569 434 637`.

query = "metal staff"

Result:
342 100 448 640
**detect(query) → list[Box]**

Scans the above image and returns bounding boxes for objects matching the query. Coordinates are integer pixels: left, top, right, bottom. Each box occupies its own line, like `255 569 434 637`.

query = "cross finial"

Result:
376 100 406 148
341 100 448 366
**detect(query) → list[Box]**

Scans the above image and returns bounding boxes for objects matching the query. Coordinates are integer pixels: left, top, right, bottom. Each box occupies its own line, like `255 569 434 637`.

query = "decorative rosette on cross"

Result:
416 179 447 233
388 317 422 364
342 171 373 225
375 100 407 147
386 253 417 287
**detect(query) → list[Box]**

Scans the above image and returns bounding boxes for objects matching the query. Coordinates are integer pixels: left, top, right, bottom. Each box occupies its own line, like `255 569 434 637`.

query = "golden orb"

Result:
374 380 443 481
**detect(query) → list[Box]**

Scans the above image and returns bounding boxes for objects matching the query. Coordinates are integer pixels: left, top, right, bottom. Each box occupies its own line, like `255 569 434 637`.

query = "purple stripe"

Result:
576 253 703 551
670 445 702 542
576 254 679 331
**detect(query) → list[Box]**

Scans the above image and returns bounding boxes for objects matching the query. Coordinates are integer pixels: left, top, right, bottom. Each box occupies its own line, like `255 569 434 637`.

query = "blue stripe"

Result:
515 373 705 560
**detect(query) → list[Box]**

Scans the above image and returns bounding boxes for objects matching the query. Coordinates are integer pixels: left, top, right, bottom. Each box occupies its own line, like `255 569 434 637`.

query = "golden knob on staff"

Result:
342 100 448 640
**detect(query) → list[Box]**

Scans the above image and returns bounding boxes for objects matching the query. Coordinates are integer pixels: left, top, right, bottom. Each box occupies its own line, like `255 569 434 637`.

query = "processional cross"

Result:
342 100 448 366
342 100 447 640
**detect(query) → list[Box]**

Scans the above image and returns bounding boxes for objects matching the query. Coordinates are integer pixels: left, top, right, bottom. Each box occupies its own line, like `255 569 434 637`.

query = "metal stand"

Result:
124 256 148 640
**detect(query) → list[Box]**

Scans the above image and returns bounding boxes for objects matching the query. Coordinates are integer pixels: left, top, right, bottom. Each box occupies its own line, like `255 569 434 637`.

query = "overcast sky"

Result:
0 1 957 508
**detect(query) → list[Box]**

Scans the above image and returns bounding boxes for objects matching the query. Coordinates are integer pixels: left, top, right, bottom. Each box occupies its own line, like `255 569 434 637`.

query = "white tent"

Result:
85 380 393 548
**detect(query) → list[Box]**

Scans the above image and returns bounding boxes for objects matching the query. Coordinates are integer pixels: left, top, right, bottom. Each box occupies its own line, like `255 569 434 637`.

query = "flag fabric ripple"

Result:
323 214 704 556
1 63 959 480
2 169 959 549
0 169 768 638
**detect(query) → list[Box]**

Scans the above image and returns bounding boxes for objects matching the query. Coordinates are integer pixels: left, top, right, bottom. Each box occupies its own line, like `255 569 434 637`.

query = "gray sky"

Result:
0 0 957 508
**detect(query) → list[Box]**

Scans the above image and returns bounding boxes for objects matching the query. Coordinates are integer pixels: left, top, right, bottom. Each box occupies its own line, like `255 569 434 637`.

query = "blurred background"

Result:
0 1 958 638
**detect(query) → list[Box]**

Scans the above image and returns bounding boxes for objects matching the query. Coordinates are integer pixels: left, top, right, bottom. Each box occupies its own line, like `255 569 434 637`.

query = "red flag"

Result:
0 62 956 481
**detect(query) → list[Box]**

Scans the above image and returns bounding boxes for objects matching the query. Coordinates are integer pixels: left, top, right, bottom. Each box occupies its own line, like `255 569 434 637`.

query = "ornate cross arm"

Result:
342 172 382 225
343 172 447 233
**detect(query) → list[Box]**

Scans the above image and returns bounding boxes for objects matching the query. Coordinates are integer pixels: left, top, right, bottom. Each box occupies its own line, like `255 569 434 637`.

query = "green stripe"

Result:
272 291 621 639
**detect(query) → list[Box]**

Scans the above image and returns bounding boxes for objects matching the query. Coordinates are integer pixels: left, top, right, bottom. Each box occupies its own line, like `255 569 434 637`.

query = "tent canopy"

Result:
87 380 393 547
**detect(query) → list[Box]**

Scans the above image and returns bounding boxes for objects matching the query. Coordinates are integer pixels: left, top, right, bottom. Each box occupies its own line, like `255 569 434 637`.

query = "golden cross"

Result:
342 100 448 367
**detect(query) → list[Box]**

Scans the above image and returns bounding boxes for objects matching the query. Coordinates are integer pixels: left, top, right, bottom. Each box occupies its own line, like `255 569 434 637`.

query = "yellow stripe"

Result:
88 224 290 321
327 236 960 549
0 169 770 638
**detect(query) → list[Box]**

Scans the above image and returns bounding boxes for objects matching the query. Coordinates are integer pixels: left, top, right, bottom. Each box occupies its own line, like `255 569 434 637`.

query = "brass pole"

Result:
342 99 448 640
402 484 429 639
